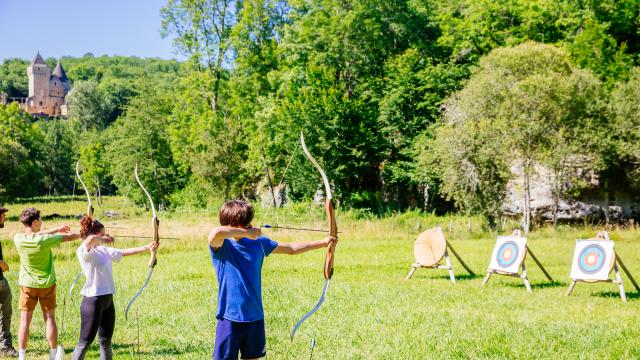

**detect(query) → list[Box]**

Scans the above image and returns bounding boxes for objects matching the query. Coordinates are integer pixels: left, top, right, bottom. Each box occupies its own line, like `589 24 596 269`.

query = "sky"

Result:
0 0 182 61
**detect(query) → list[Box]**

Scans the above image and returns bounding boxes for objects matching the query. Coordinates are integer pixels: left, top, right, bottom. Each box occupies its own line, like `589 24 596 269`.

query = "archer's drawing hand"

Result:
325 236 338 248
101 234 115 244
57 224 71 233
245 227 262 240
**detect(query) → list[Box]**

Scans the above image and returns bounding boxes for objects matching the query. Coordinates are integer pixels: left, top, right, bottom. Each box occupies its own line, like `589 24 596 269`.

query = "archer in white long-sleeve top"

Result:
71 215 159 360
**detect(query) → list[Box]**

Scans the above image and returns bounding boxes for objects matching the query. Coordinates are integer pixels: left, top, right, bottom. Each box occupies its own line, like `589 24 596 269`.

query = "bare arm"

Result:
81 234 105 252
61 233 81 243
39 228 62 235
208 226 261 249
122 242 158 257
272 236 337 255
38 225 80 242
39 224 70 235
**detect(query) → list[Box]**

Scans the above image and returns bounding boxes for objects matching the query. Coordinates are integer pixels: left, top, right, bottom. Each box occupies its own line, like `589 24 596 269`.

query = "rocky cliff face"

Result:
503 163 639 223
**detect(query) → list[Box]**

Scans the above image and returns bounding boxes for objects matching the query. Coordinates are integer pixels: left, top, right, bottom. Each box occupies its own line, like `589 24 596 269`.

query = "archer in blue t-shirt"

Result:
208 200 337 360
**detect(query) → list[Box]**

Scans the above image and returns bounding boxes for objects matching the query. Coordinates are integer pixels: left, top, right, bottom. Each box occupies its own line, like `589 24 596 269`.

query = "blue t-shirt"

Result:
210 236 278 322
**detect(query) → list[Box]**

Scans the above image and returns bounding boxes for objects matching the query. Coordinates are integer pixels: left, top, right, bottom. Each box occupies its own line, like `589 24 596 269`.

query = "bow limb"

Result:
75 161 94 218
125 163 159 320
291 133 339 340
300 132 337 279
70 161 94 298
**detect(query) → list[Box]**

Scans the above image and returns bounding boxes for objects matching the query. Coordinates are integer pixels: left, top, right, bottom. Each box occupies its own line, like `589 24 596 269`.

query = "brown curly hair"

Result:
80 215 105 238
19 208 40 226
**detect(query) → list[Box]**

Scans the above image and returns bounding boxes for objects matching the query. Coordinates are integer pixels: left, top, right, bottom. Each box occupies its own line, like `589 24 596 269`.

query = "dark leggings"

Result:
71 294 115 360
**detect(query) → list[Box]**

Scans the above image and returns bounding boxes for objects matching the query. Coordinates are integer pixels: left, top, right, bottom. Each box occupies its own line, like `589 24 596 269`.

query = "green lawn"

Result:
0 197 639 359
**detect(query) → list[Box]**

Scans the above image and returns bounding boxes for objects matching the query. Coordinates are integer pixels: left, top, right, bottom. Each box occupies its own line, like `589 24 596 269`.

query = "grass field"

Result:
0 197 639 359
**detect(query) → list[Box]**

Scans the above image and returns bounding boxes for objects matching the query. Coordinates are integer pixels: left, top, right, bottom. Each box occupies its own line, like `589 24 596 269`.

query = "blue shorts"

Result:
214 318 266 360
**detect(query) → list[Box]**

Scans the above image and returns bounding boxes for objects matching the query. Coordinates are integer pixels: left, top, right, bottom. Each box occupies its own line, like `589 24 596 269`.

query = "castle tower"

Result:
24 52 71 116
27 51 51 100
50 61 70 98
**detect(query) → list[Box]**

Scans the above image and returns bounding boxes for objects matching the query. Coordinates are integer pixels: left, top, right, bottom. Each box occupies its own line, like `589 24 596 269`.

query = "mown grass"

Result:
0 197 639 359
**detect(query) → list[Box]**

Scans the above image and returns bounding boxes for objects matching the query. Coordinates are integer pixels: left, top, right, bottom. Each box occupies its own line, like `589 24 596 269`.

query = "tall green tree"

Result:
37 120 78 195
161 0 238 111
609 67 640 187
66 80 114 131
419 43 607 230
0 103 44 198
106 83 178 209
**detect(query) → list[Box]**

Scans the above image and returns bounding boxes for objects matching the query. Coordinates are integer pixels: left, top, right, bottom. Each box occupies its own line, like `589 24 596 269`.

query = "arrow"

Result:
113 235 179 240
262 224 341 233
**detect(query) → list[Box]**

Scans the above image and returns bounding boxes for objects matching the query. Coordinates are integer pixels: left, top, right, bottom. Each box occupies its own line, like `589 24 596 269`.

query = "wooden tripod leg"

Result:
527 247 554 282
616 256 640 292
406 264 418 280
566 280 577 296
614 263 627 303
444 249 455 284
447 242 475 275
521 262 532 293
481 271 492 286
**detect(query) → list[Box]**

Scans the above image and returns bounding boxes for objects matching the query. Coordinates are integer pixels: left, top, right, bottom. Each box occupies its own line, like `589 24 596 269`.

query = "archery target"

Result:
414 227 447 267
488 236 527 274
570 240 615 281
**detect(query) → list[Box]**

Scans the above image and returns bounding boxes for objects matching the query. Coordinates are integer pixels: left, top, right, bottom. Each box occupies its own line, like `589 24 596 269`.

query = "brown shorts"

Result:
19 284 56 312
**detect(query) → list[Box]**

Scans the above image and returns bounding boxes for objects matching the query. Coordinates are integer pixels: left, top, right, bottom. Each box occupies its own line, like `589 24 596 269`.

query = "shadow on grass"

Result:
503 280 567 289
111 343 136 351
8 196 83 205
42 213 83 221
115 342 211 357
593 290 640 301
433 273 484 281
6 213 82 222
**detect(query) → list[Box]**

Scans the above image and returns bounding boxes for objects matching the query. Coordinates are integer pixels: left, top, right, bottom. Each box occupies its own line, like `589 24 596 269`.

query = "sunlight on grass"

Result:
0 197 639 358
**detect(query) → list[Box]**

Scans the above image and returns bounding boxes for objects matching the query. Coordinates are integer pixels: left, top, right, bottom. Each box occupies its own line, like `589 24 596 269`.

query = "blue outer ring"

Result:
496 241 519 268
578 244 606 274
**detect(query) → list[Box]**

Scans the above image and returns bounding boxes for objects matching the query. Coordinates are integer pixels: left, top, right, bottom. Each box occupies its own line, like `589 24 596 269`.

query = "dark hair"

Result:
20 207 40 226
219 200 254 228
79 215 104 238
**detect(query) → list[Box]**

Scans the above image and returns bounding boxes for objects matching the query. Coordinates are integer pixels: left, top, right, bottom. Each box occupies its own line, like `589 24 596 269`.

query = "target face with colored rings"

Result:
496 241 519 268
577 244 606 274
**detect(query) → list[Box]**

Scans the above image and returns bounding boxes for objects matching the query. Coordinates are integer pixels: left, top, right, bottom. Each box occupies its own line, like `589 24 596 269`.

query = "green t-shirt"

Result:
13 233 63 288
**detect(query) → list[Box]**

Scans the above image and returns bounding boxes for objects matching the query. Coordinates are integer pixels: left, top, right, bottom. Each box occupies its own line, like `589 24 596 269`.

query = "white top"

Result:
76 244 123 297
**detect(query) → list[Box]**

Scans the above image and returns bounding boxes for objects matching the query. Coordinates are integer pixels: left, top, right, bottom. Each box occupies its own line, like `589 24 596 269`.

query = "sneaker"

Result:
0 347 18 357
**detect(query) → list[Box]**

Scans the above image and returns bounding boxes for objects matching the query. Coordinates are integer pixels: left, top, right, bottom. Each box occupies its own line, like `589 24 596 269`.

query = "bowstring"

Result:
117 182 133 219
115 180 134 311
258 148 297 257
263 145 321 358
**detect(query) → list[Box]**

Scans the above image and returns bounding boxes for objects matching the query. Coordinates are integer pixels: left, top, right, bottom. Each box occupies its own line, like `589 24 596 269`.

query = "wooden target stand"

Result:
482 230 554 293
405 227 475 283
566 231 640 303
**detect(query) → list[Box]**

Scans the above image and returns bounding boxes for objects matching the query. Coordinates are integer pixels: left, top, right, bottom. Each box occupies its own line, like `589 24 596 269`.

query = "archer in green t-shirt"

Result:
13 208 80 360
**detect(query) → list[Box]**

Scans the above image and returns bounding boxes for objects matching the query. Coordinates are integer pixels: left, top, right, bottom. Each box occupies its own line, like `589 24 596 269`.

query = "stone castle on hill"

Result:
0 52 71 117
26 52 70 116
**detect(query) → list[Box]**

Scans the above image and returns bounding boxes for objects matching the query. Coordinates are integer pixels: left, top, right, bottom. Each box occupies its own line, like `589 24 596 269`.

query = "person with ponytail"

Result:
71 215 159 360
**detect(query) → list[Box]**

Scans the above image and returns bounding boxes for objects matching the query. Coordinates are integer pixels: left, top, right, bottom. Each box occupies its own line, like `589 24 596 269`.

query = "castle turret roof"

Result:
52 61 68 81
31 51 46 66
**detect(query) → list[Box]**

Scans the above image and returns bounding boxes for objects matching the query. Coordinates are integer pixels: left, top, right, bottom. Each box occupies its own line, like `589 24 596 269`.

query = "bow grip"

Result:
323 198 337 280
148 217 160 268
324 244 335 279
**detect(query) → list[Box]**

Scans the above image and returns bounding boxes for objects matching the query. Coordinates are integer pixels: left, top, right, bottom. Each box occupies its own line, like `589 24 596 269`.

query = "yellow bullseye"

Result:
585 253 598 266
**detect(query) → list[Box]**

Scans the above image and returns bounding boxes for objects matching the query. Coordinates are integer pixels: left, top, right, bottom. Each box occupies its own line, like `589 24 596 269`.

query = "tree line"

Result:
1 0 640 228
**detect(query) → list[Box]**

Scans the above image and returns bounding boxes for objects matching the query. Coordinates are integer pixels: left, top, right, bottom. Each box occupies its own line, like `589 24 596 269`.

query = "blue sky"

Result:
0 0 182 61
